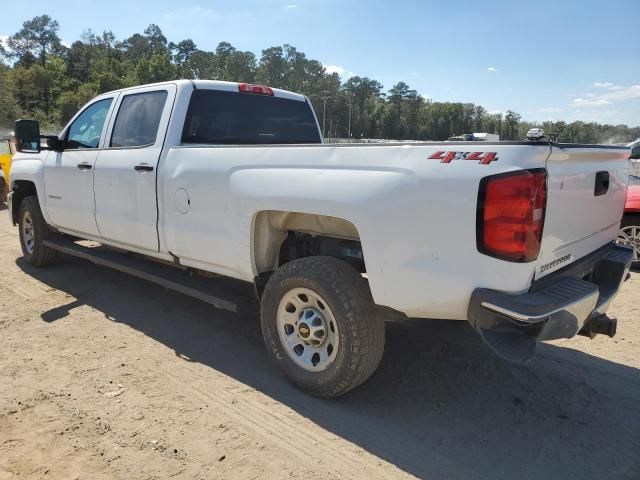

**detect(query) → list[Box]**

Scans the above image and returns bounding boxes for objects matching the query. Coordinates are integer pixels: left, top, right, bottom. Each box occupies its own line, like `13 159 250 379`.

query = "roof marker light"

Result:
238 83 274 96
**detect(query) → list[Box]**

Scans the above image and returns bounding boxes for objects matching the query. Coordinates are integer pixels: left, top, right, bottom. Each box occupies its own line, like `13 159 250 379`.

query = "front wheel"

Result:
260 256 385 398
18 196 58 267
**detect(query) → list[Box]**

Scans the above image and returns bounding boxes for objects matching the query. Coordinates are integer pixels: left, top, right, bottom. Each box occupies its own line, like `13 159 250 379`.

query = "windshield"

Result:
182 89 321 145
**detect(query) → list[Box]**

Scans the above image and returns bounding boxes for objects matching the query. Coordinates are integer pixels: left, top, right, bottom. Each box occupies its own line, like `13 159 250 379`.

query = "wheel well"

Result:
253 211 365 276
621 212 640 228
11 180 37 224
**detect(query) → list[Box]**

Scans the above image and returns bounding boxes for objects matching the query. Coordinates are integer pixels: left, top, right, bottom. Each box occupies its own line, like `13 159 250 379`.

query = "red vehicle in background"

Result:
618 173 640 267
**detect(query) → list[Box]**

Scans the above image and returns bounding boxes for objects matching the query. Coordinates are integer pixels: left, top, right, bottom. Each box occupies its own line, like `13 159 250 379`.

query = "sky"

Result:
2 0 639 126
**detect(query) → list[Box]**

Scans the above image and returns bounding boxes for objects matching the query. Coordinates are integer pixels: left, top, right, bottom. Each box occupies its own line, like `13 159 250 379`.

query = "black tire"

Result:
261 256 385 398
18 196 58 267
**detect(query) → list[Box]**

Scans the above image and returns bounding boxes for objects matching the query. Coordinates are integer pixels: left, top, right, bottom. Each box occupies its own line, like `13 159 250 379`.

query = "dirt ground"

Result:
0 206 639 480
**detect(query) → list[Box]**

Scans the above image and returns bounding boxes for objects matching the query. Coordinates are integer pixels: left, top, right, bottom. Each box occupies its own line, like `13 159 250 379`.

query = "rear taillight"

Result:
238 83 274 96
477 169 547 262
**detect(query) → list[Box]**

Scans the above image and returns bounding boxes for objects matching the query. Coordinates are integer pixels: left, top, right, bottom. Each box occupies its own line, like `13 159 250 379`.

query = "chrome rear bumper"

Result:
467 243 633 363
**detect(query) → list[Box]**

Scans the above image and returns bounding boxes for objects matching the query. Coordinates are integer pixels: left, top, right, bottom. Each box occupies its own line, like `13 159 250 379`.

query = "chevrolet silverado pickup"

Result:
7 80 633 397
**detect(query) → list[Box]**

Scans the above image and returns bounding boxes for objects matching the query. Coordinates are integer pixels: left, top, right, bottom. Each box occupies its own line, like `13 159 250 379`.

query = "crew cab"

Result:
7 80 633 397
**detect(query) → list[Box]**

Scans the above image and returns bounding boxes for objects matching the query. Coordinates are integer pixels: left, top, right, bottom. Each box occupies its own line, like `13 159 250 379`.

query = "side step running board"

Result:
43 236 256 314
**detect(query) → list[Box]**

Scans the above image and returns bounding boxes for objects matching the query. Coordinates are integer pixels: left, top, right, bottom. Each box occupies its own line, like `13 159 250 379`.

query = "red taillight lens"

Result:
238 83 274 96
477 169 547 262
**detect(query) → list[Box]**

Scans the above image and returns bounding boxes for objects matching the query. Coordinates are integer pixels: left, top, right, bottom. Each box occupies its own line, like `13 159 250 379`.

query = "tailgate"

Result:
535 145 630 279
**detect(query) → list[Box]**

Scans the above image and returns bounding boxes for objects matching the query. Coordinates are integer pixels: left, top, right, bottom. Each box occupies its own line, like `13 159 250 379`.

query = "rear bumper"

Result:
467 243 633 362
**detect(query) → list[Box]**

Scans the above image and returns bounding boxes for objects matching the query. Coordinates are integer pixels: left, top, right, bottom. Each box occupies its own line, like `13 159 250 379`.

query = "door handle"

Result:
134 164 154 173
594 171 609 196
77 162 92 171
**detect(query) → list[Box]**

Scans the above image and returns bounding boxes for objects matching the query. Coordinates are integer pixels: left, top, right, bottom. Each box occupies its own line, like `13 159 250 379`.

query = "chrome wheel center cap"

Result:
277 288 339 371
297 322 311 339
297 308 326 346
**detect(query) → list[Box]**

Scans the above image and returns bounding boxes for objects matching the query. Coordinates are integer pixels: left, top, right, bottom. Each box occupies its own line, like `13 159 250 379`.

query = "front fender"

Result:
9 154 49 223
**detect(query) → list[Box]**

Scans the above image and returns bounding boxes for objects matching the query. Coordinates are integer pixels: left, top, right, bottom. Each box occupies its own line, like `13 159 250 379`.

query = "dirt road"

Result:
0 206 639 480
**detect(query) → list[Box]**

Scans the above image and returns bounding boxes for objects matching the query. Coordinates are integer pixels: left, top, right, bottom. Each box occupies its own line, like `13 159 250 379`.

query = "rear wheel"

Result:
18 196 58 267
260 256 385 398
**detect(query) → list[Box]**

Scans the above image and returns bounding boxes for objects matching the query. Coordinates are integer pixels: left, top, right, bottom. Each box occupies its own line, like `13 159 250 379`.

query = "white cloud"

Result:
0 35 8 47
570 97 612 107
593 82 615 88
286 4 298 8
537 107 562 113
599 84 640 101
487 67 498 72
570 84 640 107
324 65 345 76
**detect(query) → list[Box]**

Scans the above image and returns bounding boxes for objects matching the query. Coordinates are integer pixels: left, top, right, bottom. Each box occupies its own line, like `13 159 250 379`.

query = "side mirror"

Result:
14 119 41 153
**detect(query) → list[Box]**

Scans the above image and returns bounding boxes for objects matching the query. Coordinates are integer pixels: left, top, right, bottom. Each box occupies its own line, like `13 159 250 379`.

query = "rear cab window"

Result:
181 89 321 145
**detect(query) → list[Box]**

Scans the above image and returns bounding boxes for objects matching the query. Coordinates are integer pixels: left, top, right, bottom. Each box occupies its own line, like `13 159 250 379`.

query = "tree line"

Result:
1 15 638 143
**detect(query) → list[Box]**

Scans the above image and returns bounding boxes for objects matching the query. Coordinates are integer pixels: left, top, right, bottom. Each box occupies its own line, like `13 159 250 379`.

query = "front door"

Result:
43 97 116 236
93 85 174 251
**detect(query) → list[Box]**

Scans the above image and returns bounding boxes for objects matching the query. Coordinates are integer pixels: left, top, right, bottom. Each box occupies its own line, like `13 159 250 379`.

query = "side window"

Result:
110 91 168 148
66 98 113 149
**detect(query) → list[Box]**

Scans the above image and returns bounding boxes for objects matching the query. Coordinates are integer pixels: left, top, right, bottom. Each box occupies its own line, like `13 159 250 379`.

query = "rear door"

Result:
535 145 630 278
93 85 175 251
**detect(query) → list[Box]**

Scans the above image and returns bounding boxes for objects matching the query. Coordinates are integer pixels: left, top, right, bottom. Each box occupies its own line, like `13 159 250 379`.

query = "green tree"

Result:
0 64 18 128
6 15 62 67
2 14 639 144
502 110 521 140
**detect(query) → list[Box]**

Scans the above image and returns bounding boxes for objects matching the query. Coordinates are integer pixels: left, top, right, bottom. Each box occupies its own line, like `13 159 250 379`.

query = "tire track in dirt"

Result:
157 366 417 479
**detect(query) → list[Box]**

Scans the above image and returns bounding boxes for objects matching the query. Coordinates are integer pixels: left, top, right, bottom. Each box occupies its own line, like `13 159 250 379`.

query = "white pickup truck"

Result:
8 80 633 397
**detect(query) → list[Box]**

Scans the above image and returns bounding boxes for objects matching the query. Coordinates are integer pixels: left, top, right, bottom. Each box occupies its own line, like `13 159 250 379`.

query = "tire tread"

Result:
19 196 58 267
261 256 385 398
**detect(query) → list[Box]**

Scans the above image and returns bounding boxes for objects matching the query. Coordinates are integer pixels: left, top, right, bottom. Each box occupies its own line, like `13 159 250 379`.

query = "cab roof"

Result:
101 79 307 102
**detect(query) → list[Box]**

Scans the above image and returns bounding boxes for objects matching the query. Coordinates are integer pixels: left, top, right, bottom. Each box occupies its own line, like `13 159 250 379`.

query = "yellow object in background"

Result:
0 139 14 202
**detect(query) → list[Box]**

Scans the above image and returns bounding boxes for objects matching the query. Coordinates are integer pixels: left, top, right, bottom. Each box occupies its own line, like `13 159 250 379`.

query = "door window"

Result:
110 91 168 148
66 98 113 149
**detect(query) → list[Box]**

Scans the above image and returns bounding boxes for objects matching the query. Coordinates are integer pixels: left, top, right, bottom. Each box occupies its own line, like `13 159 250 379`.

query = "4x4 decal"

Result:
428 151 498 164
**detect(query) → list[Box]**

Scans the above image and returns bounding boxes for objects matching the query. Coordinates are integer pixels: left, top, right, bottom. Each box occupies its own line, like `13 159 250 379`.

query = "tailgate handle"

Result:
594 171 609 196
